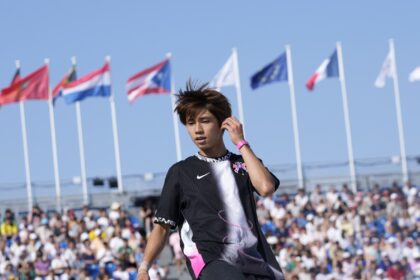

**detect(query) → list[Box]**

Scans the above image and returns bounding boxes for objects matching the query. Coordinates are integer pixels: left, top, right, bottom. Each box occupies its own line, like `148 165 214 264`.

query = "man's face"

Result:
186 109 223 152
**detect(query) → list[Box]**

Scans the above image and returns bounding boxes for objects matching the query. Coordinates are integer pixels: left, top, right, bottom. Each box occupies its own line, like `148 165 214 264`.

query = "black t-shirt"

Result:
154 151 284 280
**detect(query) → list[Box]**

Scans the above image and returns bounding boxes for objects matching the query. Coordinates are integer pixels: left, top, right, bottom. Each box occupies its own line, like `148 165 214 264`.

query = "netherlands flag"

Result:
306 50 339 91
126 58 171 103
62 63 111 104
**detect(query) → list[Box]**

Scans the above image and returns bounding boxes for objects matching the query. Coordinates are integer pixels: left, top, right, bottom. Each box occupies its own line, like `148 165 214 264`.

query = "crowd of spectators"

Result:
258 182 420 279
0 201 168 280
0 181 419 280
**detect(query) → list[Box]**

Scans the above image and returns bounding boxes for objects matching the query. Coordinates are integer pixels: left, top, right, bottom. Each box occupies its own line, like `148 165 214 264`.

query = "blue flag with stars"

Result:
250 53 288 90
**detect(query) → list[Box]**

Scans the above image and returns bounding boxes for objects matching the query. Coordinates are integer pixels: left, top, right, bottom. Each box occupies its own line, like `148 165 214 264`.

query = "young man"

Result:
137 82 284 280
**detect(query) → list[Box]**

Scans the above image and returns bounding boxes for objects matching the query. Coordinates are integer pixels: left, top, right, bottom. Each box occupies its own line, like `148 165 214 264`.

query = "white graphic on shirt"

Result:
180 219 205 278
196 172 210 180
210 160 284 279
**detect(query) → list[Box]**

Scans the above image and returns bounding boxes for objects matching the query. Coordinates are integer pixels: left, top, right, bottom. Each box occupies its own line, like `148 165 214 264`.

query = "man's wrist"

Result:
236 139 249 151
138 261 150 272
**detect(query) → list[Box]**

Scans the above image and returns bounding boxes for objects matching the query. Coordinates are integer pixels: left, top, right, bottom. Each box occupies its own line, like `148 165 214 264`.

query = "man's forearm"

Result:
240 145 276 196
141 223 171 266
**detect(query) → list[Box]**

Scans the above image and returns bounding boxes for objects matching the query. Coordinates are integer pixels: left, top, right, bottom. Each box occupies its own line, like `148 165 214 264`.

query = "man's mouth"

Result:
195 136 206 144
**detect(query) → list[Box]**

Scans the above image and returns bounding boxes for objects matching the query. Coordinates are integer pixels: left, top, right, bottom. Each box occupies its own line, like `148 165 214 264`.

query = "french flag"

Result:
306 50 339 91
62 63 111 104
126 58 171 103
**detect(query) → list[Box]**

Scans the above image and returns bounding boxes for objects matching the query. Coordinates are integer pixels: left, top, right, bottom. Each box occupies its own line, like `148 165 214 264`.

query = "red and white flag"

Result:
126 58 171 103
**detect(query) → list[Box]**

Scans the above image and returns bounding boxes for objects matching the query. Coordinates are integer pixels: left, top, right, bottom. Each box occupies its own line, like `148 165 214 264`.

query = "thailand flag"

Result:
306 50 339 91
126 59 171 103
61 63 111 104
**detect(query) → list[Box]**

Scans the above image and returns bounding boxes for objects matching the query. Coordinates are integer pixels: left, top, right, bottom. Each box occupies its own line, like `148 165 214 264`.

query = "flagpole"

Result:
232 48 246 136
45 58 62 212
72 57 89 205
389 39 409 184
16 60 34 212
336 42 357 192
285 45 305 189
167 53 182 162
106 56 124 194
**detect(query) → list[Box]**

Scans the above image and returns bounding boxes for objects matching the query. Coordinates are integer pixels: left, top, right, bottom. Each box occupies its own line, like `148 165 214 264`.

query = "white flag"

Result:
211 53 236 89
409 67 420 82
374 51 395 88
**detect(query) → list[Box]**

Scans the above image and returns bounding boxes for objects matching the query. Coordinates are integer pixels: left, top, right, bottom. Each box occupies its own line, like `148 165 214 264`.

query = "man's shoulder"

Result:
164 156 200 178
168 155 197 169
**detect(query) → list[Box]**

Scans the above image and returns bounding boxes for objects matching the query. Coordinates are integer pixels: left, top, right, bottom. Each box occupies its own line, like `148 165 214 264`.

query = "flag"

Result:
306 50 339 91
0 69 20 109
374 51 394 88
250 53 288 90
61 63 111 104
126 59 171 103
211 53 236 89
10 69 21 84
409 67 420 82
52 66 77 103
0 65 49 105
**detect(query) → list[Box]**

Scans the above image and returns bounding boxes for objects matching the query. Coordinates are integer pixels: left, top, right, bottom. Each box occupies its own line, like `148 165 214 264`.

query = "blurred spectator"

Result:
148 261 167 280
169 232 183 275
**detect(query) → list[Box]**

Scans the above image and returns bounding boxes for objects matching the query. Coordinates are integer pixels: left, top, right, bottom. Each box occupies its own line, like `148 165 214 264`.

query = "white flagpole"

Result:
16 60 34 212
232 48 246 136
389 39 409 184
167 53 182 162
45 58 62 212
105 56 124 193
336 42 357 192
285 45 305 189
72 57 89 205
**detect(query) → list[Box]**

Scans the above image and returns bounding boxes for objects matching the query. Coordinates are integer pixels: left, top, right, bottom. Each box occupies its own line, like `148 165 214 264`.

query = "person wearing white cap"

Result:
402 238 416 262
386 237 403 263
80 232 89 243
109 229 124 256
387 193 403 217
371 268 385 280
97 208 110 228
109 202 121 222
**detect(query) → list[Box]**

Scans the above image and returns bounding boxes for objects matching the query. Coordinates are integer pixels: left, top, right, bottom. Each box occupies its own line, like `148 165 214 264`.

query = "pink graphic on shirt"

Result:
180 220 206 278
232 161 247 174
185 250 205 278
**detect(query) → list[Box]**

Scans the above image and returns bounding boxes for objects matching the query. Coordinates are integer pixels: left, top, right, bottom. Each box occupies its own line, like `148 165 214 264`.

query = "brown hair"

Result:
175 80 231 125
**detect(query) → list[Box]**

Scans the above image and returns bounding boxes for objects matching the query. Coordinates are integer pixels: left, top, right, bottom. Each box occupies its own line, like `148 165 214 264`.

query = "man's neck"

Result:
198 143 227 158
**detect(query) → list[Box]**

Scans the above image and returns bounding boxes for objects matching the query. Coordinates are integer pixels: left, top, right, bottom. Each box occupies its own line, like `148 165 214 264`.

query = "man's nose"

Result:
195 123 203 133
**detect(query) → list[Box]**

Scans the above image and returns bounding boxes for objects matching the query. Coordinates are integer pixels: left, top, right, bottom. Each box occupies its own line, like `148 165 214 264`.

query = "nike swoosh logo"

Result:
196 172 210 180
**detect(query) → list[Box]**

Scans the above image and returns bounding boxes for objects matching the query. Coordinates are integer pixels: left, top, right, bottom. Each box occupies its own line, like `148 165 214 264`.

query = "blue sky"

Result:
1 1 419 188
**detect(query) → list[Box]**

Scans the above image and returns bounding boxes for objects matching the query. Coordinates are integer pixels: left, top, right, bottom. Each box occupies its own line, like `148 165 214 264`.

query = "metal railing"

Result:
1 169 419 216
